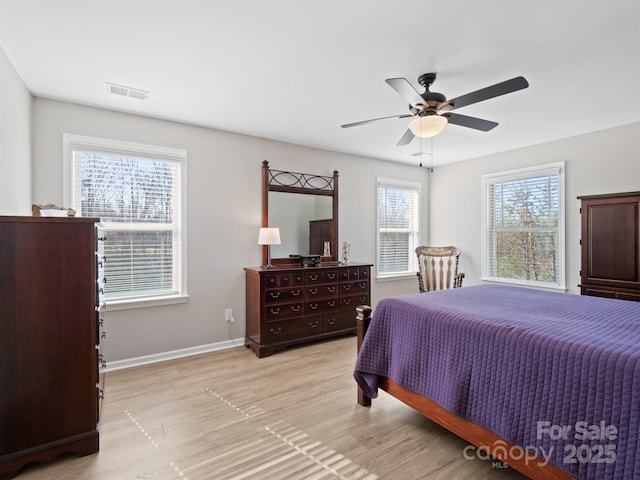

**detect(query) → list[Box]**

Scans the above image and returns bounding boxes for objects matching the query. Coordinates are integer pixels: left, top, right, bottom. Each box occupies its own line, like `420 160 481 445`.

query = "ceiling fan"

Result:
341 73 529 146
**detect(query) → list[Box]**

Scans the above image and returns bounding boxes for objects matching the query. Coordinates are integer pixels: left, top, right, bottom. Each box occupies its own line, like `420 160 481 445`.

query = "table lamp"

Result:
258 227 281 269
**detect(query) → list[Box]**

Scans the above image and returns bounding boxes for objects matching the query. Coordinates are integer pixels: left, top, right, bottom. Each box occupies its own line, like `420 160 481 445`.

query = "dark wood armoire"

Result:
578 191 640 302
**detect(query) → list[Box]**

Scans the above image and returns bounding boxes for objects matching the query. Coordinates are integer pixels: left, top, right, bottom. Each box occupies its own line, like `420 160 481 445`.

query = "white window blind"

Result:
482 162 565 289
377 178 421 278
65 134 186 304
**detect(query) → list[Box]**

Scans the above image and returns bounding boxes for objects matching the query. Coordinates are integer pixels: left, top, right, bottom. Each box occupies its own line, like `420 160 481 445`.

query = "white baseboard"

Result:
104 338 245 372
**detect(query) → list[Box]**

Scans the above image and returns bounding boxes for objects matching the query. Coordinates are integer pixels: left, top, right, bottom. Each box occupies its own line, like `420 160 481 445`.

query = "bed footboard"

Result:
356 305 372 407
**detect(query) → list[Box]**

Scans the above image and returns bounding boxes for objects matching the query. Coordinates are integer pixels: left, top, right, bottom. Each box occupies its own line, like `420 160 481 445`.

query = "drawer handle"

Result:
328 286 336 293
291 305 301 312
361 271 368 277
309 303 319 310
328 301 336 307
309 321 319 328
291 289 301 296
270 327 282 335
344 298 351 305
309 274 319 281
270 291 281 299
309 288 318 295
327 273 336 280
359 283 366 289
343 284 351 291
359 296 367 303
327 318 336 325
270 307 280 315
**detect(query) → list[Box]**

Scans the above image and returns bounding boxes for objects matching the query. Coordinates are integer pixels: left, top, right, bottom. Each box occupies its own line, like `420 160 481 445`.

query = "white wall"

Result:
31 98 428 362
31 99 637 364
0 45 31 215
429 122 640 293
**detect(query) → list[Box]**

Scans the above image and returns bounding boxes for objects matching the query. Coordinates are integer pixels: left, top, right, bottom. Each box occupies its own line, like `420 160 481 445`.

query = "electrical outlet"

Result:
224 308 234 322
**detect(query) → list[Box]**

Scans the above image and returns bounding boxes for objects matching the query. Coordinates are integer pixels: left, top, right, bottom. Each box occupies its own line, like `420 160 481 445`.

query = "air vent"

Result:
106 82 150 101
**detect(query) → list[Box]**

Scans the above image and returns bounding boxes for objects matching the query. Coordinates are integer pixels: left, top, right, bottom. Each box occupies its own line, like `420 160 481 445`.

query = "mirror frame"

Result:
262 160 339 265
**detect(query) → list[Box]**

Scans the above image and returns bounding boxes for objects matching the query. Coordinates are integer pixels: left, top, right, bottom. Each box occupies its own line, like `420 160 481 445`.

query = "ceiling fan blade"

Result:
396 128 415 146
441 76 529 111
341 113 413 128
385 78 424 107
443 112 498 131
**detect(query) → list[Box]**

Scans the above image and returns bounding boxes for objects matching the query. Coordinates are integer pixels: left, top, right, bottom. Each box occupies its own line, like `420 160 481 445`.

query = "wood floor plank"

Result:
15 337 527 479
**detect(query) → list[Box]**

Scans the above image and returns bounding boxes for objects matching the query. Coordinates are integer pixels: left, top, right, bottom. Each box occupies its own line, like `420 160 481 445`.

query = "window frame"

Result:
63 134 188 310
376 177 421 280
481 161 565 291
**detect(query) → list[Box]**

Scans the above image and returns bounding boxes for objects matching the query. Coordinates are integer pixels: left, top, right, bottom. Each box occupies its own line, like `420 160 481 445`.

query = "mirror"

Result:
262 161 338 265
269 192 333 258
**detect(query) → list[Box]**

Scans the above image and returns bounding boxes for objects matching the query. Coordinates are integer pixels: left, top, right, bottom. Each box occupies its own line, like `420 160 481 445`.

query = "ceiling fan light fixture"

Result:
409 115 448 138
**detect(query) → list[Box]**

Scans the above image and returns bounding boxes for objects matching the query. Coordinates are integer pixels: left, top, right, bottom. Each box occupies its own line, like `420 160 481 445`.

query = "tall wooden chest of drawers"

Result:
0 216 101 479
245 263 372 357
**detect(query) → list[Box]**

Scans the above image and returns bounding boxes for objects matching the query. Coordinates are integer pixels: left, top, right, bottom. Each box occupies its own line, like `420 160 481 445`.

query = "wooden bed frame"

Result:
355 305 576 480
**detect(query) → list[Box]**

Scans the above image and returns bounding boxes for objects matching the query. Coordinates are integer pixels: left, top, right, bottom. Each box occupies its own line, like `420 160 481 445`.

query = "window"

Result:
482 162 565 290
377 178 421 278
64 134 187 308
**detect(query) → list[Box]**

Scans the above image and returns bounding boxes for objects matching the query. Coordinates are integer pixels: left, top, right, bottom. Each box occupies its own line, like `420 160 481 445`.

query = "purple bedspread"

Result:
353 284 640 480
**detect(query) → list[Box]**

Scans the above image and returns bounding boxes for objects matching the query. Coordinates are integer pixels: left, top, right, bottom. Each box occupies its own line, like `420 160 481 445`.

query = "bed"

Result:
353 284 640 480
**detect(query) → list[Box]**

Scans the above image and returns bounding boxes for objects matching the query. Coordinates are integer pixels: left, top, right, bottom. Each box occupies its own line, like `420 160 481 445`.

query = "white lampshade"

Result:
258 227 281 246
409 115 448 138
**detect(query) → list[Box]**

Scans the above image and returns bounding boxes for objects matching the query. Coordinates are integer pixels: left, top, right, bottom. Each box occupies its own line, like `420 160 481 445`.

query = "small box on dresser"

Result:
245 263 372 357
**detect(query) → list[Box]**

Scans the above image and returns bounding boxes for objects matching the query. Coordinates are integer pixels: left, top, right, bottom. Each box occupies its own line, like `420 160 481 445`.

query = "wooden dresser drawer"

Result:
305 298 339 314
339 266 370 281
304 269 338 284
265 286 304 303
340 280 369 295
265 315 322 342
264 272 304 288
339 293 369 309
304 284 338 299
265 302 304 319
323 310 357 333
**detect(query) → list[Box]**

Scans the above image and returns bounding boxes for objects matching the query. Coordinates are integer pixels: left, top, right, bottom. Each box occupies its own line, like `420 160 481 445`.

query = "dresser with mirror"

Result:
244 161 372 357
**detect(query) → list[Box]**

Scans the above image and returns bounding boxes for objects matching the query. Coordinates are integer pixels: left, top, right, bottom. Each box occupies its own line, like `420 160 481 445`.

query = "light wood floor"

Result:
17 336 527 480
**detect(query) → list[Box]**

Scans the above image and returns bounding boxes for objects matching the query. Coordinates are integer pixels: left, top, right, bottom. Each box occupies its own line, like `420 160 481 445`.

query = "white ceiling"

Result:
1 0 639 166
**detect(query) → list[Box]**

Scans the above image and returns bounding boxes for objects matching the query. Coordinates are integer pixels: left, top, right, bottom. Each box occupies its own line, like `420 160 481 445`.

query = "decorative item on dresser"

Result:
0 216 103 479
578 191 640 302
245 263 372 357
